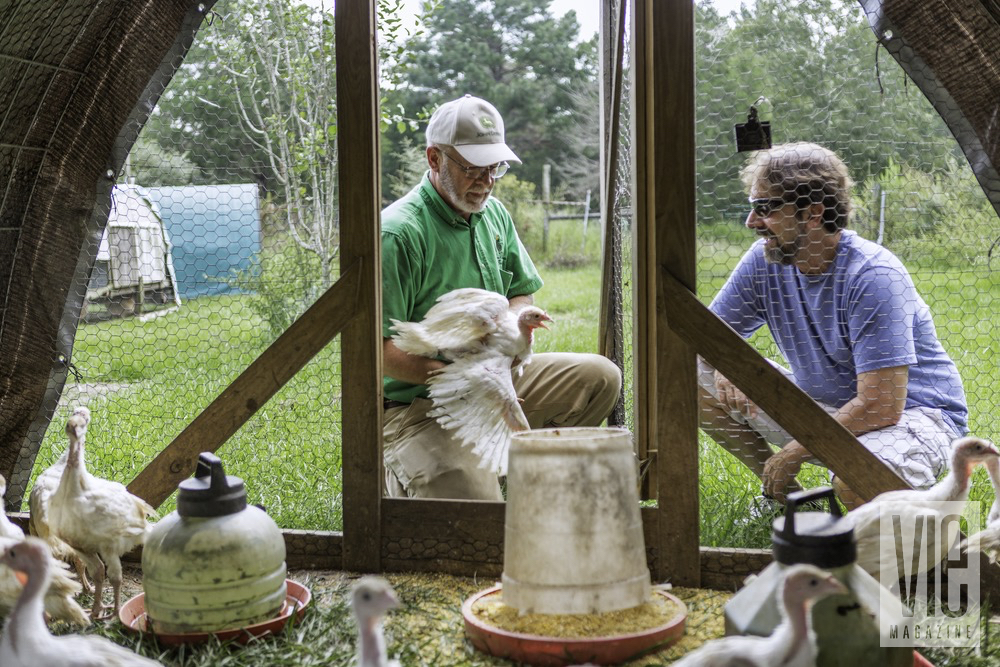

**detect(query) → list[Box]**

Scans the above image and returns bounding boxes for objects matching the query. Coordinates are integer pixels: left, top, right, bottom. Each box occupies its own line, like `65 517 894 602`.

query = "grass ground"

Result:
59 566 1000 665
16 228 1000 665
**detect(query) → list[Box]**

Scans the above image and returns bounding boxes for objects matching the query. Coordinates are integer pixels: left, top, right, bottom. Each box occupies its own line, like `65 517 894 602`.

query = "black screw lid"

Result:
177 452 247 518
772 487 856 568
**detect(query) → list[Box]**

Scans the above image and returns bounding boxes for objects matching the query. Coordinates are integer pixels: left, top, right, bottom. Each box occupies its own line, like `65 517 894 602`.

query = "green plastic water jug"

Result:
142 452 287 633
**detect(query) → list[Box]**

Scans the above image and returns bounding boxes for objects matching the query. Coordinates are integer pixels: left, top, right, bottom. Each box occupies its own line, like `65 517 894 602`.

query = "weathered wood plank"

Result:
650 0 700 588
336 0 383 573
629 0 655 502
659 267 908 501
127 262 362 508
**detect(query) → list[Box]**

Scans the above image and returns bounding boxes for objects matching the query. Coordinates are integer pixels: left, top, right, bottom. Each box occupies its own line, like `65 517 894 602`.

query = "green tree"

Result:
693 0 961 225
381 0 597 196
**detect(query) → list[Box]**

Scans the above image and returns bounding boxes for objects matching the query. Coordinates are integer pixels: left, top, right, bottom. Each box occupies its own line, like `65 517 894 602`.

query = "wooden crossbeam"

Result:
127 261 363 508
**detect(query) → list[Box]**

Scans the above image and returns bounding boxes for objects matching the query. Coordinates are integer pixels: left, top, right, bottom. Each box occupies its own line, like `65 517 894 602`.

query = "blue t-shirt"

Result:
709 230 967 435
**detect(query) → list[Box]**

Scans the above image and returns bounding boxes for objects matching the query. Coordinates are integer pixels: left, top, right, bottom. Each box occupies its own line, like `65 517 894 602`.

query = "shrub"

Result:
227 237 323 337
853 157 996 268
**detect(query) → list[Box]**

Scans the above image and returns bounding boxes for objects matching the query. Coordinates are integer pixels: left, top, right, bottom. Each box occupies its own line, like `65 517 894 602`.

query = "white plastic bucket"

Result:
501 427 651 614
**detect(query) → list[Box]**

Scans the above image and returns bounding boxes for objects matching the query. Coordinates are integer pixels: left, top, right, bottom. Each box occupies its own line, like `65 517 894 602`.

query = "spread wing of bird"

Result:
427 351 529 475
390 288 510 359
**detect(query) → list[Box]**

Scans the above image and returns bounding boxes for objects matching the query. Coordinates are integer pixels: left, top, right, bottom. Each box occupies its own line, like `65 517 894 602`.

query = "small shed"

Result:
86 183 180 317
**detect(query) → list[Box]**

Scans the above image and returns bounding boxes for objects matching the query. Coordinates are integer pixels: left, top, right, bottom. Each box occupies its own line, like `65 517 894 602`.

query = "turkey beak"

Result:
539 314 553 329
826 575 847 595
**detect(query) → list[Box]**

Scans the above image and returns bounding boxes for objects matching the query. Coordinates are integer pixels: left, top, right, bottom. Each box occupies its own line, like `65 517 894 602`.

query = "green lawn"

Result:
31 236 1000 549
22 239 1000 666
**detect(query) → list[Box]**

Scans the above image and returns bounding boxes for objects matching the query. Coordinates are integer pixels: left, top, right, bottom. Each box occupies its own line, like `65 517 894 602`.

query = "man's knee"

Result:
406 466 502 501
590 354 623 396
581 354 622 418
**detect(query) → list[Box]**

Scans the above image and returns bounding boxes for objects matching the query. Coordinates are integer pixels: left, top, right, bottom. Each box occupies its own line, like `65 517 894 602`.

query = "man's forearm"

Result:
383 339 446 386
832 396 902 435
508 294 534 311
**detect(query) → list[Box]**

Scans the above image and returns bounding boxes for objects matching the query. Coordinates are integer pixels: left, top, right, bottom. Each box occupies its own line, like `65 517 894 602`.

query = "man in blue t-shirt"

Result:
699 142 967 508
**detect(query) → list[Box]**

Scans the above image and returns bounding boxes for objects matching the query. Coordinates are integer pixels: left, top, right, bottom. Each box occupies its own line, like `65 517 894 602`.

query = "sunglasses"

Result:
440 149 509 180
749 197 788 218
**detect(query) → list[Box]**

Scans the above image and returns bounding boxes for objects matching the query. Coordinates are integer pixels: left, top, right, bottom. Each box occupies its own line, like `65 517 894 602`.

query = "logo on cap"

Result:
480 117 496 130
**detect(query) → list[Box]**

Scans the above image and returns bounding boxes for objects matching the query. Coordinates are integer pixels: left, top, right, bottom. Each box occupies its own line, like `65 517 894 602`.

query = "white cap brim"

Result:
453 143 521 166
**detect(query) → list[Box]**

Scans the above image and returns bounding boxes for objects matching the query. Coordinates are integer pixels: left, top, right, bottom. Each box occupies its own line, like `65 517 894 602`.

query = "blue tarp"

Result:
147 184 260 299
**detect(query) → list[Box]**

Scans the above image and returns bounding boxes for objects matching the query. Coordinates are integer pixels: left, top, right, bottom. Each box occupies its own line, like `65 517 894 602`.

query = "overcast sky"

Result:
392 0 753 42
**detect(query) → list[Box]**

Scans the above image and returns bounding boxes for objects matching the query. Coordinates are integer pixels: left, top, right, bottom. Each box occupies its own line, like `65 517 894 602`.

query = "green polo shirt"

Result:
382 172 543 402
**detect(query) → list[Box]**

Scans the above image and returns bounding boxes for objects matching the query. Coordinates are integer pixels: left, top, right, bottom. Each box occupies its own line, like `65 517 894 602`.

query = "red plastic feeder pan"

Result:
463 585 687 666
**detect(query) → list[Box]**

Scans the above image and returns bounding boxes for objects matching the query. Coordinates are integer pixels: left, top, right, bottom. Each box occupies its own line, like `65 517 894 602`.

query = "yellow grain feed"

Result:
471 592 680 638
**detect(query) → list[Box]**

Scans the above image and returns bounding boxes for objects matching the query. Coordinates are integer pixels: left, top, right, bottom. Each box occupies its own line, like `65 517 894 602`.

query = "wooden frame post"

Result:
646 0 700 586
336 0 383 572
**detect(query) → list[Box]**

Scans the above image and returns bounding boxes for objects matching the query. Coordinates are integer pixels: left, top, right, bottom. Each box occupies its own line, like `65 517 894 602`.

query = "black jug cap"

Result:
772 486 855 568
177 452 247 518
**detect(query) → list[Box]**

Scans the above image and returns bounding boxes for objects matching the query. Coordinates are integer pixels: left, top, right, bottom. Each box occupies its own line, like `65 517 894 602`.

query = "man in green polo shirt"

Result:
381 94 622 500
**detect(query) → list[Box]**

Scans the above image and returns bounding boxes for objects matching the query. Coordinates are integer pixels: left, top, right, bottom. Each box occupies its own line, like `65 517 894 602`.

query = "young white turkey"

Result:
28 406 92 593
48 409 156 619
670 564 846 667
961 455 1000 562
391 287 551 474
351 576 402 667
0 475 88 626
0 537 164 666
848 437 1000 583
390 287 550 366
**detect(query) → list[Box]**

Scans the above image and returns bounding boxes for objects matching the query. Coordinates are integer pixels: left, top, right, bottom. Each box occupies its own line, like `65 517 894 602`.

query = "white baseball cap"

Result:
425 94 521 166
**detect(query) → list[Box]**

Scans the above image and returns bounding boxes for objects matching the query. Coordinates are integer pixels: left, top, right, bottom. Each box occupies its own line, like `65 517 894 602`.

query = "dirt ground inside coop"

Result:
115 565 730 665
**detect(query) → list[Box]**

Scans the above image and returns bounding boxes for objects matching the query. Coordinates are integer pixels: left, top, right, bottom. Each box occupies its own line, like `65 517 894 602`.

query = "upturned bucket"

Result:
501 427 651 615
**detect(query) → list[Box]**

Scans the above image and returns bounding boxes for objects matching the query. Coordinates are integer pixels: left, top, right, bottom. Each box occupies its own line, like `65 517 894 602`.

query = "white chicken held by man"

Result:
48 408 156 619
671 564 846 667
391 287 551 474
351 576 402 667
0 537 164 666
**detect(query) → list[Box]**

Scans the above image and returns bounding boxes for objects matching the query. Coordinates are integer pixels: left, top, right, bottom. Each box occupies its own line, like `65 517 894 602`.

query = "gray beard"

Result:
764 240 798 265
438 164 489 215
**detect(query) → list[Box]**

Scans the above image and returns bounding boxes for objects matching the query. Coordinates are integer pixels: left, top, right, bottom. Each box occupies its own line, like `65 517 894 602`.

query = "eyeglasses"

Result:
439 150 509 180
749 197 788 218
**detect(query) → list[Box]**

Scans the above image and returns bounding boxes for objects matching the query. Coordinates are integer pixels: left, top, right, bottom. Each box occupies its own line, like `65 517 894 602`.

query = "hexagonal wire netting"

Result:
22 1 999 553
23 0 344 532
611 0 999 549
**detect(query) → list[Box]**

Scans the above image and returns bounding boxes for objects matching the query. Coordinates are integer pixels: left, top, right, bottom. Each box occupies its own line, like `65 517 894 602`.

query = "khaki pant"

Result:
383 352 622 500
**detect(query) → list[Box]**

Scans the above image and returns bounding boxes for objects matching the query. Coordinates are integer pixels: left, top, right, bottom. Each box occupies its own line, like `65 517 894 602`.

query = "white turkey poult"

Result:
390 287 551 474
351 576 402 667
0 537 164 667
670 564 846 667
848 436 1000 584
48 408 157 619
0 475 88 626
961 454 1000 562
28 406 93 593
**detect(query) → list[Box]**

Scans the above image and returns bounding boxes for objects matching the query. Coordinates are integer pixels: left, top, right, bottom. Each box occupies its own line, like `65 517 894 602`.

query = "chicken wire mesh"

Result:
17 0 345 532
7 0 997 551
688 0 999 548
